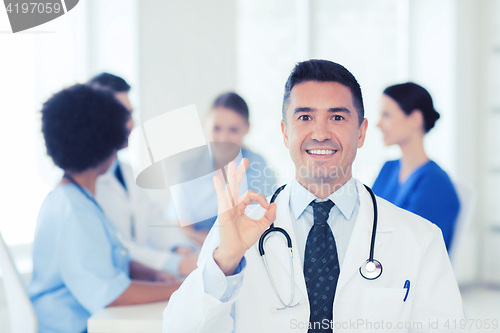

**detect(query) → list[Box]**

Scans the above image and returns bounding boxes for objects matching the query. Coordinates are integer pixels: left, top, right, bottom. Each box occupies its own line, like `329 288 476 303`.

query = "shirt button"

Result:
121 249 127 256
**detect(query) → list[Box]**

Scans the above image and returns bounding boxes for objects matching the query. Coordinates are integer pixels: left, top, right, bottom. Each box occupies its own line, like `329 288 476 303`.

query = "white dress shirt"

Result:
289 177 359 268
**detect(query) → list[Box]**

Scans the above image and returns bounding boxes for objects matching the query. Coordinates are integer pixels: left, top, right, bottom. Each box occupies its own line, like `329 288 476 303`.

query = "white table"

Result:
87 301 168 333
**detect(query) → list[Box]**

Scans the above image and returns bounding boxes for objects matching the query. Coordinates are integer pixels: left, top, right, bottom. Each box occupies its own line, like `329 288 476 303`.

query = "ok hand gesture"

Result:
212 158 277 276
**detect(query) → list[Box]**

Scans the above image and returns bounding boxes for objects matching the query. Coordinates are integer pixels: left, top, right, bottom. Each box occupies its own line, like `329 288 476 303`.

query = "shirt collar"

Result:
289 177 358 220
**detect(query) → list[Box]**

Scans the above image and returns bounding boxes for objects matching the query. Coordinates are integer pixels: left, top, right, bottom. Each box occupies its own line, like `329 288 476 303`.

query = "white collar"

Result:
289 177 358 220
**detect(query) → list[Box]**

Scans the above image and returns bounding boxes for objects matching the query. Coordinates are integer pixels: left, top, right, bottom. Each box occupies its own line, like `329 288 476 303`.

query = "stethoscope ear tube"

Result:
259 184 288 256
360 185 383 280
270 184 286 205
258 226 292 256
363 185 378 262
258 183 300 311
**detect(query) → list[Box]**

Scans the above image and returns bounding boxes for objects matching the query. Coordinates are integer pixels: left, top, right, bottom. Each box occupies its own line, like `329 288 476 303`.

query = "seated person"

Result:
372 82 460 250
88 73 198 277
166 92 277 245
28 84 181 333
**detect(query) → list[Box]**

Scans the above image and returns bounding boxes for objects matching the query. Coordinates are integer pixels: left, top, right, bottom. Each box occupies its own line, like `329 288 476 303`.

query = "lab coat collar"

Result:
289 177 357 220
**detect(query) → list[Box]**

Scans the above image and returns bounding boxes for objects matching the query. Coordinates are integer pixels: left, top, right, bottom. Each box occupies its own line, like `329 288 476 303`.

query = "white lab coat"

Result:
163 179 466 332
95 159 195 271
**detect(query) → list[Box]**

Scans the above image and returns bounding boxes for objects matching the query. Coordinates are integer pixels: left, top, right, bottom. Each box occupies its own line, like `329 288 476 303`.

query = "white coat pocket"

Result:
362 288 406 324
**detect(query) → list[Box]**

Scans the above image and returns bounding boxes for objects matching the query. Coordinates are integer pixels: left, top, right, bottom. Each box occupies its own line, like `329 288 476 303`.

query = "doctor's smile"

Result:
305 149 337 155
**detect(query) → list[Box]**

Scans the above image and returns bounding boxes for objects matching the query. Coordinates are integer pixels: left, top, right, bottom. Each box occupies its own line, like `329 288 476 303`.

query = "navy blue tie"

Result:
304 200 339 332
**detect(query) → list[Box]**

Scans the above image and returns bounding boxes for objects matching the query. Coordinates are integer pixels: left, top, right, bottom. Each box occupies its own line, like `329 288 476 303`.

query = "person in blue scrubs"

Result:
372 82 460 250
29 84 181 333
167 92 277 245
205 92 277 200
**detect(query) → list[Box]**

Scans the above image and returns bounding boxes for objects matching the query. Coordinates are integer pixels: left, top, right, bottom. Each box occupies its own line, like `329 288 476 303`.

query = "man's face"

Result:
114 92 134 148
281 81 368 187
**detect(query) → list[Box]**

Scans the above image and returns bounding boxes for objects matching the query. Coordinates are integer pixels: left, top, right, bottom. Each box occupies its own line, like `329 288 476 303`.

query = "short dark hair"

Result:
282 59 364 125
41 84 129 172
88 72 131 93
212 92 249 122
383 82 440 133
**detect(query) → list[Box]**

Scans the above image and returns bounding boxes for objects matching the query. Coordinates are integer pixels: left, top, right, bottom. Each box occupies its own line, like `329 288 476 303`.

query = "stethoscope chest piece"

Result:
359 259 383 280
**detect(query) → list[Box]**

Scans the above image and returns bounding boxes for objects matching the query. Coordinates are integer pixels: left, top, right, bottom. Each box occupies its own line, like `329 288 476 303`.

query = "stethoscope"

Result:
258 183 383 312
63 174 129 255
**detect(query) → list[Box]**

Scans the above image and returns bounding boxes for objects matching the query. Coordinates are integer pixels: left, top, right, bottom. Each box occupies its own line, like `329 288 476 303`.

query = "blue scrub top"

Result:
28 184 131 333
372 160 460 250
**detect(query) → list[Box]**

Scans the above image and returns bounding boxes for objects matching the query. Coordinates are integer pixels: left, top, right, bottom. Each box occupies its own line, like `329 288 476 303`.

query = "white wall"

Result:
0 1 88 245
452 0 481 286
86 0 140 164
86 0 139 84
406 0 500 286
137 0 237 207
138 0 236 122
408 0 457 177
479 0 500 286
236 0 298 184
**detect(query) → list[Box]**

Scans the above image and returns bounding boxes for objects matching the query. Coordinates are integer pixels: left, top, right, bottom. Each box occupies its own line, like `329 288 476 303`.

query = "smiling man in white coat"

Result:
163 60 466 332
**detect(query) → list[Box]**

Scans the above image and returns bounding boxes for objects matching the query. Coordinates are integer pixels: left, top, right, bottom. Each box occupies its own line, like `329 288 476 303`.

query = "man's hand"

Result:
212 159 277 276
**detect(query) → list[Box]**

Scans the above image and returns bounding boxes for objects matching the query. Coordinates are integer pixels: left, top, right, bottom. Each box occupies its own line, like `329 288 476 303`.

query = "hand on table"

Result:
174 246 194 256
181 224 210 247
178 252 199 277
155 270 181 284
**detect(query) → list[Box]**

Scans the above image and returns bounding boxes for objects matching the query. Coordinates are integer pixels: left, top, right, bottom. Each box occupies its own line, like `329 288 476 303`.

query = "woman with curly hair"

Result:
28 84 180 333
